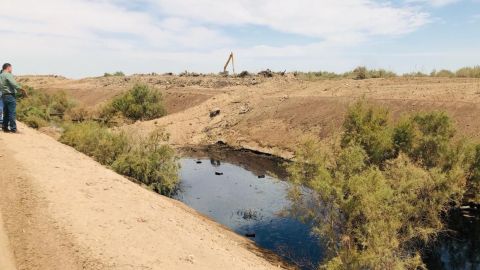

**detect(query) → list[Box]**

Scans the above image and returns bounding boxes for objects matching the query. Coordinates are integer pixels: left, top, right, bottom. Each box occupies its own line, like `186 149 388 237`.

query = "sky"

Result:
0 0 479 78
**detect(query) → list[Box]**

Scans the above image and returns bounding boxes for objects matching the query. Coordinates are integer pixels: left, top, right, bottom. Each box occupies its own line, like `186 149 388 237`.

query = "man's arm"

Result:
6 73 27 97
6 73 21 91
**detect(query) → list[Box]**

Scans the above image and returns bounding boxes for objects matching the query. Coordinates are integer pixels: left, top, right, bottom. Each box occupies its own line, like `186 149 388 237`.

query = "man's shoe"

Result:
2 129 9 133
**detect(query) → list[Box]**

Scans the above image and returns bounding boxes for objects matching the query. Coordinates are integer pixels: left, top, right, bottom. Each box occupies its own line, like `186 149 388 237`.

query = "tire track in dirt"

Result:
0 210 16 270
0 142 99 270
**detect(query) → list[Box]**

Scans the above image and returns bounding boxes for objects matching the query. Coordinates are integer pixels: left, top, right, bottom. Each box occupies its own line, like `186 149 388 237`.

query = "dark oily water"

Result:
174 153 323 269
174 149 479 270
424 208 480 270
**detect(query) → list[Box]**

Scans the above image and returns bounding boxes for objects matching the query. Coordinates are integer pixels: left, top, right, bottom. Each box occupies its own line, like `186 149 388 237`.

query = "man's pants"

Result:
2 95 16 131
0 97 3 124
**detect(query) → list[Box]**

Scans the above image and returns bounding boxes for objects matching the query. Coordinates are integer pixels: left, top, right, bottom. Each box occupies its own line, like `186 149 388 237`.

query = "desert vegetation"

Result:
287 101 479 269
294 65 480 81
294 67 397 80
104 71 125 77
16 84 178 196
17 87 75 128
112 129 179 195
101 83 166 124
60 122 179 195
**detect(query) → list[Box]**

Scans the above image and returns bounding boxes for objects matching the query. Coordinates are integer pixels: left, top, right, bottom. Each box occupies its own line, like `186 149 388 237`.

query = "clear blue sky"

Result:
0 0 479 78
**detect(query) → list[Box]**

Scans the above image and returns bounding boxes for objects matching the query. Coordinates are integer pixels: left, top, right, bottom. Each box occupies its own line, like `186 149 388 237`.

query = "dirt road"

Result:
0 123 289 270
0 211 16 270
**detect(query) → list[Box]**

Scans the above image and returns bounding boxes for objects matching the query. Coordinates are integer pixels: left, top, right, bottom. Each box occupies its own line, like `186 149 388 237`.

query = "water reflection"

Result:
210 159 221 167
174 155 323 269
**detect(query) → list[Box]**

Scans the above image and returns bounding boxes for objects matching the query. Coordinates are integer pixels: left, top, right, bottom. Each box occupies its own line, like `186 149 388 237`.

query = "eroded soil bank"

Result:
21 75 480 158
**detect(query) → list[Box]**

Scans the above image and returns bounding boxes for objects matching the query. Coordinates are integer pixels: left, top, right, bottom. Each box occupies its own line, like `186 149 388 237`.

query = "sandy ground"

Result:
20 75 480 158
0 211 16 270
0 123 290 270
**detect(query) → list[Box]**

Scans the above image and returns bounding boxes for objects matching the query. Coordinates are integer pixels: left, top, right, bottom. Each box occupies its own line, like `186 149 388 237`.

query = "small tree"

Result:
352 66 368 80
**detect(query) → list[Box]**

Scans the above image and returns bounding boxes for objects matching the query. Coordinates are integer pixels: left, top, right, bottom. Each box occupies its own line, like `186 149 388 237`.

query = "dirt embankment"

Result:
0 124 290 270
20 75 480 158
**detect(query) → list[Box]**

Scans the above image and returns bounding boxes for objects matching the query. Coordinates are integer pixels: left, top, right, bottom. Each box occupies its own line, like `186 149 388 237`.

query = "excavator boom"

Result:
223 52 235 75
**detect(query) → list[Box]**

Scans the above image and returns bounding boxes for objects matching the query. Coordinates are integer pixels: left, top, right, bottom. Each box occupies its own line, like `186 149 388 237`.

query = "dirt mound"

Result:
19 75 480 158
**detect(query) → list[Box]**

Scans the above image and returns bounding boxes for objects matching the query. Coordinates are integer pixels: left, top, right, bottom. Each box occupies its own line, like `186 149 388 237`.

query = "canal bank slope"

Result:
0 123 290 270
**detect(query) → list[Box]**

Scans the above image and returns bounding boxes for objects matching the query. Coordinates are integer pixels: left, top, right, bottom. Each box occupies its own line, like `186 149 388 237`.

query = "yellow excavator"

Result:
223 52 235 75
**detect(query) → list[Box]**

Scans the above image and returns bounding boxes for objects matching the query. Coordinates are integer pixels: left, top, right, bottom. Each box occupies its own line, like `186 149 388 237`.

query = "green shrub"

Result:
102 84 166 122
394 112 455 168
455 66 480 78
346 67 397 80
64 106 91 122
17 88 75 128
294 71 342 80
104 71 125 77
352 66 368 80
341 101 394 165
431 69 455 77
466 145 480 203
402 71 428 77
368 68 397 78
295 68 397 81
23 114 49 129
112 129 179 196
288 102 476 269
60 122 129 165
288 141 460 269
410 112 455 166
60 122 179 195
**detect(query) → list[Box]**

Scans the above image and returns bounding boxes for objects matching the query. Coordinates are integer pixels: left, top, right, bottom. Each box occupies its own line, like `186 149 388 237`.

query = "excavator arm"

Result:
223 52 235 75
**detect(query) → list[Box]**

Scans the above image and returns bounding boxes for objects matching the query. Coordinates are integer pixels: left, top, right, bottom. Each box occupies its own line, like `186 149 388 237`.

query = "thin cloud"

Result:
405 0 461 7
151 0 430 39
0 0 432 77
470 14 480 22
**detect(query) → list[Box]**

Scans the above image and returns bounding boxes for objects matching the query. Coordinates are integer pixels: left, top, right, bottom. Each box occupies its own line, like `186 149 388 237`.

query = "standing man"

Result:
0 89 3 125
0 63 26 133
